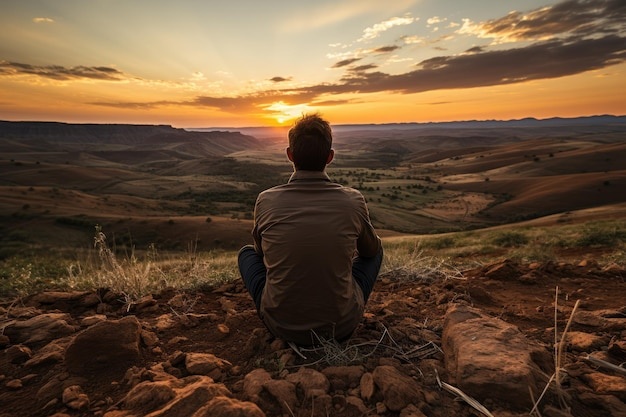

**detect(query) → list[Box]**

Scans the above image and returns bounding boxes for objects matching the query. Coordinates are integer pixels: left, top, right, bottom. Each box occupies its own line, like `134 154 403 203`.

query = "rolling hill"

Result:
1 116 625 256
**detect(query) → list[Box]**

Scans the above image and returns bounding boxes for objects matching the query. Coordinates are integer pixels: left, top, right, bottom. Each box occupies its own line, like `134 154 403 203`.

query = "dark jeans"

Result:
237 244 384 311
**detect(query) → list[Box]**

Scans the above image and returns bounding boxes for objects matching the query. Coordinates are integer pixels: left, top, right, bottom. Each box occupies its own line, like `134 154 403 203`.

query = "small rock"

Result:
185 353 232 381
167 294 186 309
6 379 23 390
608 338 626 361
243 368 272 402
262 379 297 413
141 329 160 347
25 337 72 368
167 336 189 345
581 372 626 402
62 385 90 410
578 259 597 268
483 259 520 281
123 381 176 413
81 315 107 327
269 339 285 352
155 314 177 331
134 295 157 312
5 344 32 363
311 395 333 417
4 313 76 346
345 395 368 414
400 404 428 417
564 331 609 352
285 367 330 399
195 395 266 417
372 365 423 411
359 372 375 401
321 366 365 391
218 297 237 315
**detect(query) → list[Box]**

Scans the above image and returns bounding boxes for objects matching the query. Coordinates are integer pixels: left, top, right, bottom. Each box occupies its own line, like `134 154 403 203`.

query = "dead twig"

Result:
585 354 626 377
435 369 495 417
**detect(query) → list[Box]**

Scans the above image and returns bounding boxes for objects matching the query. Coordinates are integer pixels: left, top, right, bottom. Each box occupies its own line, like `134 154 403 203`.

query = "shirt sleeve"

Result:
252 197 264 257
356 194 381 258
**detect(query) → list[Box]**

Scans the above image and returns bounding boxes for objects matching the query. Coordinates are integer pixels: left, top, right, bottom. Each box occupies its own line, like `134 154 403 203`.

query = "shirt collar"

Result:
288 170 331 183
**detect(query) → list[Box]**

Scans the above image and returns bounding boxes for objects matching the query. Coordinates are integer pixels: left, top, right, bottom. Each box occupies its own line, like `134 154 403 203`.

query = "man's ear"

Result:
326 149 335 165
286 147 294 162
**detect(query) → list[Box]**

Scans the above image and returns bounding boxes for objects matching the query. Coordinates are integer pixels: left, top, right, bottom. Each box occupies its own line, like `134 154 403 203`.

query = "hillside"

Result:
1 117 625 256
1 118 626 416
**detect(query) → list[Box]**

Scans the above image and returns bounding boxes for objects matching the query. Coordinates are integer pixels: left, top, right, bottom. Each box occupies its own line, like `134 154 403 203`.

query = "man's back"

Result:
238 113 382 346
252 170 379 345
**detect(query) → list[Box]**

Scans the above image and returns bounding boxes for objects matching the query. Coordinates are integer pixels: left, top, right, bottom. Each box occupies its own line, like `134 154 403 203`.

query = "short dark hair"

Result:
288 113 333 171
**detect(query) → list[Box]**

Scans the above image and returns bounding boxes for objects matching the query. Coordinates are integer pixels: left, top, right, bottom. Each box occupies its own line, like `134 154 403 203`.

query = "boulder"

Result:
442 304 551 410
65 316 142 378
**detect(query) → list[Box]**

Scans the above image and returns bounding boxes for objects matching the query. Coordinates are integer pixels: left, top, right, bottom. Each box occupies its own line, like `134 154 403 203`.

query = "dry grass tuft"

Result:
381 241 464 283
530 286 579 415
290 324 442 368
63 226 238 304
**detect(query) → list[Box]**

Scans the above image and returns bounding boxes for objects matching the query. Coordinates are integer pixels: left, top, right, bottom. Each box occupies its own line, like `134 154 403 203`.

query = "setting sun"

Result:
264 101 313 125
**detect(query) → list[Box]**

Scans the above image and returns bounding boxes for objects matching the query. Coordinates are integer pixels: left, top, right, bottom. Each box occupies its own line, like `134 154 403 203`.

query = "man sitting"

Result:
238 113 383 345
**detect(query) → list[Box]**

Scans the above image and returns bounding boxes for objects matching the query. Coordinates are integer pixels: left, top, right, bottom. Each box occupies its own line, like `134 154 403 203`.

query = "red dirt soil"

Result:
1 257 625 417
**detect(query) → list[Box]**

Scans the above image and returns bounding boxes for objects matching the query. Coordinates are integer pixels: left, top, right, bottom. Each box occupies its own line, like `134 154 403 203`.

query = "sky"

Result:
0 0 625 127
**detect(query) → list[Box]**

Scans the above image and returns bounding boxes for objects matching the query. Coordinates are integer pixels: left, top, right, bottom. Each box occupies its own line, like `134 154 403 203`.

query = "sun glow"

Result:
264 101 313 124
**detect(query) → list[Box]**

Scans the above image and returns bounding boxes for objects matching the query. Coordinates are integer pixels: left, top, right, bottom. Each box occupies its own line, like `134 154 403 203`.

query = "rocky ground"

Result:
1 258 625 417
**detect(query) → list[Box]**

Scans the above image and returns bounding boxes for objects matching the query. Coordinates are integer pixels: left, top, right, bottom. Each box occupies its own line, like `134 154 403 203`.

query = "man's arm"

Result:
251 198 264 257
356 196 381 258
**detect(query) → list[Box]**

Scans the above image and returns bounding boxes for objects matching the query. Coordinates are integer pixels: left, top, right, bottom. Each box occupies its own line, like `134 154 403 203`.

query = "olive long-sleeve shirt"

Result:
252 170 381 345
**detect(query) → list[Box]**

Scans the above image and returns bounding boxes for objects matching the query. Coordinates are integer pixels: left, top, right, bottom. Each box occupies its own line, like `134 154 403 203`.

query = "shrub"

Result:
422 236 456 250
575 225 626 247
492 231 529 247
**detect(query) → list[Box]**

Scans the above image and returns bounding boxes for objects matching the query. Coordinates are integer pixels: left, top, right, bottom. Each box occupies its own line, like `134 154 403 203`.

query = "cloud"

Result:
333 35 626 94
332 58 362 68
88 100 174 110
465 46 485 54
374 45 400 53
33 17 54 23
352 64 379 72
358 15 417 42
91 34 626 115
0 61 127 81
459 0 626 43
86 1 626 116
426 16 444 25
270 76 292 83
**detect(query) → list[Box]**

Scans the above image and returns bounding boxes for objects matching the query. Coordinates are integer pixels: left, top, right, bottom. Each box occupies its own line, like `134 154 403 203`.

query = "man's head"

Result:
287 113 334 171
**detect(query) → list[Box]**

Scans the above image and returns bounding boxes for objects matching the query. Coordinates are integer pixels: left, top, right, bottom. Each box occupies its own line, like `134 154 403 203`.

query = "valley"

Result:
1 117 624 257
